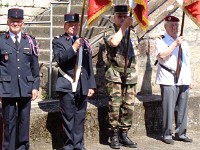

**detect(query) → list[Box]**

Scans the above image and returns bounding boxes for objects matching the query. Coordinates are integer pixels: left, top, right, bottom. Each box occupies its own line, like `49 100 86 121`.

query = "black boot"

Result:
110 130 121 149
119 131 137 148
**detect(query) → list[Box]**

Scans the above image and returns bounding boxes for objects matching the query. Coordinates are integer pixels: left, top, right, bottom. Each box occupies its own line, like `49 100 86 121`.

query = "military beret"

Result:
164 15 179 22
114 5 128 14
64 13 79 22
8 8 24 19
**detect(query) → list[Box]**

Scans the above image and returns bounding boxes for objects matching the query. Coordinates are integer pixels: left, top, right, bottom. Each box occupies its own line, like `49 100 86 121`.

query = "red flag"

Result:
176 0 200 27
87 0 112 28
128 0 149 30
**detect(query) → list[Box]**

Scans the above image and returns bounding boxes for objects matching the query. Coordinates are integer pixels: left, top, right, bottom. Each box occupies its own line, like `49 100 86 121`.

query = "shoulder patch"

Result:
54 35 60 39
54 34 63 39
158 35 165 40
23 33 35 39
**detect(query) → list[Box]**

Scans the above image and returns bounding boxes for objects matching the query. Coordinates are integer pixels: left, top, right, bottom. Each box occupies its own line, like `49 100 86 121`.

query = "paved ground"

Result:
30 130 200 150
85 130 200 150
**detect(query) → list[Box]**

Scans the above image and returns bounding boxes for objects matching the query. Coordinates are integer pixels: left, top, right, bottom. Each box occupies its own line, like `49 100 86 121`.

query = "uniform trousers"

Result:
59 91 88 150
106 82 135 131
160 85 189 140
1 97 31 150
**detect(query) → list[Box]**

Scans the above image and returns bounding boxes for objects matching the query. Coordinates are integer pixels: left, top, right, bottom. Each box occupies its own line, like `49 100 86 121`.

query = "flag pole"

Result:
180 11 185 36
121 11 133 98
175 11 185 83
122 12 132 84
78 0 86 38
74 0 86 82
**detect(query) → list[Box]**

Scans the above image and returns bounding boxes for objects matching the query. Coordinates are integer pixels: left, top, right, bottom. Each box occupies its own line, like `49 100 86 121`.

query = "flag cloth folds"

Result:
128 0 149 30
87 0 112 28
176 0 200 28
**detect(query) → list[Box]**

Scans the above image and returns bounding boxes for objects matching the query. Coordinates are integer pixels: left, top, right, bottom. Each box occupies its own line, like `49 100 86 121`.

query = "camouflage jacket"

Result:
103 24 138 84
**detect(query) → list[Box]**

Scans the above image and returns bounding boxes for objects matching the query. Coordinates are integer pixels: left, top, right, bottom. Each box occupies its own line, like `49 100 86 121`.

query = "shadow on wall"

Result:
36 101 64 149
137 37 163 139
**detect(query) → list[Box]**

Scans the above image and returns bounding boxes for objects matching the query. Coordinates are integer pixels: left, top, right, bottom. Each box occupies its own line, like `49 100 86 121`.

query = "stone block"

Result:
17 0 34 6
24 7 47 17
1 0 16 6
34 0 50 8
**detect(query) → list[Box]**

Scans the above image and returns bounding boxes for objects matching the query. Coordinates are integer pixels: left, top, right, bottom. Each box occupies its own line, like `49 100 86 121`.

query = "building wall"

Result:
0 0 50 31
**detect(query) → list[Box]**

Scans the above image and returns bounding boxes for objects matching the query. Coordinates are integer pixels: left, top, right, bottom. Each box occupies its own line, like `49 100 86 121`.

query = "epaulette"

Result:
5 32 10 39
0 31 6 35
0 32 5 37
54 34 63 39
158 35 165 40
22 33 35 39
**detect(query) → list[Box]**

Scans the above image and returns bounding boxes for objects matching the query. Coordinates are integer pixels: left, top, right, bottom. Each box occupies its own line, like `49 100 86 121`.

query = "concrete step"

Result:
25 26 107 39
36 38 50 50
33 14 112 27
49 2 114 15
38 49 51 62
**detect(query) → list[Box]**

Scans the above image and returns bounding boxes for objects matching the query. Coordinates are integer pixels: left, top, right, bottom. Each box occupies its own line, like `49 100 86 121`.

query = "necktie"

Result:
73 36 77 44
15 35 19 48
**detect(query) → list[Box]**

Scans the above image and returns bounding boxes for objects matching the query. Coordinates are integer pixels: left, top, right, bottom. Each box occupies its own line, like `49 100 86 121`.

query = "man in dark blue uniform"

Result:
0 8 40 150
53 13 96 150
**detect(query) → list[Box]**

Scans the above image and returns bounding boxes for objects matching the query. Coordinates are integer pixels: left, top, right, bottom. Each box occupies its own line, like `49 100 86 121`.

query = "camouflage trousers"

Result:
106 81 136 132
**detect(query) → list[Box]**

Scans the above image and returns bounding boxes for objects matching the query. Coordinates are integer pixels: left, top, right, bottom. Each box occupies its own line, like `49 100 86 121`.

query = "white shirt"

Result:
155 33 191 85
9 31 21 43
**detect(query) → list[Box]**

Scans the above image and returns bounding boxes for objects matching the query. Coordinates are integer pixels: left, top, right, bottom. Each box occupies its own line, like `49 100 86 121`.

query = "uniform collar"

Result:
9 31 22 42
164 33 177 42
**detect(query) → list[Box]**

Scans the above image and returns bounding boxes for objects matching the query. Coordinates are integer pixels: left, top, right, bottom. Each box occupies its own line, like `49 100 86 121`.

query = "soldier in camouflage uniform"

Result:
103 5 138 149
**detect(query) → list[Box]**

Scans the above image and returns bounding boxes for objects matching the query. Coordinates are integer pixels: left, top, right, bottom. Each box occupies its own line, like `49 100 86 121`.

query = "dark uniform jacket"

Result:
0 32 40 97
53 33 96 95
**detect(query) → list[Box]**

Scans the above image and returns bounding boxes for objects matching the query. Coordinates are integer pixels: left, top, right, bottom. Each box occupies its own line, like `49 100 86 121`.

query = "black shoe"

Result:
175 137 193 143
110 137 121 149
82 147 87 150
110 132 121 149
163 139 174 145
119 131 137 148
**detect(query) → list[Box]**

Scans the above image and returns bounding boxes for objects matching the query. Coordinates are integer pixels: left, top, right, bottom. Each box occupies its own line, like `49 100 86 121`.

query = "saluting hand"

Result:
32 89 39 100
123 16 133 28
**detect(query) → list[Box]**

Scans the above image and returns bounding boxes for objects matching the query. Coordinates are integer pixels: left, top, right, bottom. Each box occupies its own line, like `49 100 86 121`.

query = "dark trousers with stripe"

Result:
59 92 88 150
1 97 31 150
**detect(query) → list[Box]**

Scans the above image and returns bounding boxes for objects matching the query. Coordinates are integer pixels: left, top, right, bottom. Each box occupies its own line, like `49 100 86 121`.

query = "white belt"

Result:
58 46 83 92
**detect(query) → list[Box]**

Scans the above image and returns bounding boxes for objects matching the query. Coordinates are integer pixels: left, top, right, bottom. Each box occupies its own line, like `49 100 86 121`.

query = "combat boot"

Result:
110 130 121 149
119 130 137 148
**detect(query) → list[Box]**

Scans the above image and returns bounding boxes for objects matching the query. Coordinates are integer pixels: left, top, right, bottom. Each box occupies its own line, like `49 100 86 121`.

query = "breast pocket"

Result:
1 49 12 62
0 75 11 94
23 48 33 64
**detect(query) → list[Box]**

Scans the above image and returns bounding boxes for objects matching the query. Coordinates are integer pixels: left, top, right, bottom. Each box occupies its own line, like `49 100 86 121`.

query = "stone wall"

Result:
0 0 50 31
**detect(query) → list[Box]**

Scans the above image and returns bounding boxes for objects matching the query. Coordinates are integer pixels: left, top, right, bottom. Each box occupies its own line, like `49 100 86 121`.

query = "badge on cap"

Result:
164 15 179 22
64 13 79 22
8 8 24 19
114 5 128 14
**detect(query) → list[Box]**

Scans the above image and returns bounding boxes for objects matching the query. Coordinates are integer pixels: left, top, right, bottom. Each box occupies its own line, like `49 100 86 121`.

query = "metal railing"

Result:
49 1 70 98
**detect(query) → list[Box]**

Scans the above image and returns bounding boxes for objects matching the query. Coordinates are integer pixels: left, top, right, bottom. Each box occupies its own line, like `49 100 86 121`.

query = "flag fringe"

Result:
183 0 198 7
176 0 200 28
88 1 112 29
184 7 200 27
130 0 149 30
